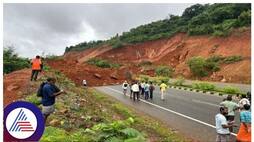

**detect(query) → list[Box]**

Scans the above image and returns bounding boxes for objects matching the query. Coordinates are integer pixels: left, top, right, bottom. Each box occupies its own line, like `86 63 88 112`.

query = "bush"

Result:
204 61 220 72
173 76 185 86
155 66 174 77
192 82 216 91
25 93 41 106
87 58 121 68
187 57 208 77
223 56 243 64
138 60 152 66
222 86 240 94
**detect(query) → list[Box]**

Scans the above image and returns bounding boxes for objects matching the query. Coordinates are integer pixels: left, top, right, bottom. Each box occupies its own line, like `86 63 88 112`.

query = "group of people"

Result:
122 80 169 101
215 94 251 142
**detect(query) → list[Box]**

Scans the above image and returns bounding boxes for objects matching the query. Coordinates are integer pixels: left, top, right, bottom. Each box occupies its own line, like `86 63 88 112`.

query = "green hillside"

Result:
65 3 251 53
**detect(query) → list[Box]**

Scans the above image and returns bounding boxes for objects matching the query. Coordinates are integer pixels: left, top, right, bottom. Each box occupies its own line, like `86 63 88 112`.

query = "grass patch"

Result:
87 58 121 68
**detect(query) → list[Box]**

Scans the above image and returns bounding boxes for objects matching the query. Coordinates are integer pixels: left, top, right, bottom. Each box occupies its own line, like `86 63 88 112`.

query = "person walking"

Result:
140 81 145 96
236 104 251 142
41 77 65 123
220 95 239 132
144 82 150 100
215 106 237 142
122 81 128 96
31 55 42 81
149 82 155 100
159 81 168 100
131 81 140 101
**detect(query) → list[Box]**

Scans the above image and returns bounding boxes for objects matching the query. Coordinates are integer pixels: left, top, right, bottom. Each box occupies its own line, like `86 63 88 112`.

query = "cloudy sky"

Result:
4 3 193 58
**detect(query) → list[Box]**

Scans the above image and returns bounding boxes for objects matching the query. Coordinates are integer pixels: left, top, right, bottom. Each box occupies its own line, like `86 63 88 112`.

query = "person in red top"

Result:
31 55 42 81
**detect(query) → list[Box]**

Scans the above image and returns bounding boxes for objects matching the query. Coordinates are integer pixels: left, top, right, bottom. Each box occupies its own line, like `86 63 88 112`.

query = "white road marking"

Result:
103 86 237 136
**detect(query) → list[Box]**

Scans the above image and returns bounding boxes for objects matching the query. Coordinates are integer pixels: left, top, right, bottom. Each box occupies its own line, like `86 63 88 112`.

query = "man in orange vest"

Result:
31 55 42 81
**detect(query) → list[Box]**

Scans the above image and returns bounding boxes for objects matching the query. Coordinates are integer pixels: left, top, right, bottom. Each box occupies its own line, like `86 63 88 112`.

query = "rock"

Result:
94 73 102 79
221 78 227 82
7 84 19 91
59 109 68 114
110 74 118 80
49 119 60 126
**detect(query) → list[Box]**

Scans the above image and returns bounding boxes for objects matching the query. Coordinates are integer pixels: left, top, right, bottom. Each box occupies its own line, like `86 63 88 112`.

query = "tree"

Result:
4 47 30 74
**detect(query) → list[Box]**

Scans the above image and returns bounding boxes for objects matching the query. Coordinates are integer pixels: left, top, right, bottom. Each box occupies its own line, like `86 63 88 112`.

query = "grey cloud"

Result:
4 3 193 58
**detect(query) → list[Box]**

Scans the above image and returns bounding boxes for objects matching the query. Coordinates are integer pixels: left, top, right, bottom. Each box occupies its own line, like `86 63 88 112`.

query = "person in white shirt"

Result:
238 94 250 110
131 81 140 101
215 106 237 142
122 81 128 95
82 80 87 87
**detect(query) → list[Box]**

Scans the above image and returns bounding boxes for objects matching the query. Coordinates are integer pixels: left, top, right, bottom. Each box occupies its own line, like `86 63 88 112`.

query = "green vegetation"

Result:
187 56 208 77
192 82 215 91
4 47 30 74
65 3 250 52
173 76 185 86
87 58 121 68
223 56 243 64
222 86 241 94
138 60 152 67
155 66 174 77
187 55 243 77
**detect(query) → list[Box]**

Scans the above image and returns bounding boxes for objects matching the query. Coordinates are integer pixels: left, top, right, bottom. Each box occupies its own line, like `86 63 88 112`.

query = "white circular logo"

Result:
6 108 38 139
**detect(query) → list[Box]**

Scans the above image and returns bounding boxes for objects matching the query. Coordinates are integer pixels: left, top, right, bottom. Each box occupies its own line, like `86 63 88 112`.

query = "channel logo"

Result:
4 101 45 141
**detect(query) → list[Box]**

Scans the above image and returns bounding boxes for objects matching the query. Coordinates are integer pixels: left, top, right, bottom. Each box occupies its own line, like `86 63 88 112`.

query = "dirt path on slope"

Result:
3 68 44 107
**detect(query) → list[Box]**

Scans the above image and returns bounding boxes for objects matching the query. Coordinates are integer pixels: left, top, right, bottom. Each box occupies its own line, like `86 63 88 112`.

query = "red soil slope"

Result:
48 28 251 86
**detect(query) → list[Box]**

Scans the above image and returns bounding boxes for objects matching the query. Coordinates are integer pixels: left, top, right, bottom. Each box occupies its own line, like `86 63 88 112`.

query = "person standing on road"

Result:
215 106 237 142
149 82 155 100
220 95 239 132
131 81 140 101
159 81 168 101
236 104 251 142
42 77 65 123
122 81 128 96
129 81 134 99
144 82 150 100
31 55 42 81
141 81 145 96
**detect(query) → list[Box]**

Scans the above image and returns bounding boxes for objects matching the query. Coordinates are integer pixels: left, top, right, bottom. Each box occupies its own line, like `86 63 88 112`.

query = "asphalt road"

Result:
95 85 240 142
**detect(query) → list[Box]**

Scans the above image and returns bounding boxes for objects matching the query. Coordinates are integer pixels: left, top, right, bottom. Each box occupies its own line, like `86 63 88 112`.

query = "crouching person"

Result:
42 77 65 124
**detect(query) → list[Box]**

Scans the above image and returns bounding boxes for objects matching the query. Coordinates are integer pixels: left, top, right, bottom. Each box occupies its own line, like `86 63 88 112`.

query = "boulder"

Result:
7 84 19 91
110 74 118 80
94 73 102 79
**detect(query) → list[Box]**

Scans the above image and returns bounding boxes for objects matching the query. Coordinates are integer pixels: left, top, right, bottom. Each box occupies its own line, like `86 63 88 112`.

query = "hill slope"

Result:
48 28 250 86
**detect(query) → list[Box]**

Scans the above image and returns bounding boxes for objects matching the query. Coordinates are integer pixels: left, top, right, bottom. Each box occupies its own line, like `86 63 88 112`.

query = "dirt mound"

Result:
4 69 31 106
48 28 250 86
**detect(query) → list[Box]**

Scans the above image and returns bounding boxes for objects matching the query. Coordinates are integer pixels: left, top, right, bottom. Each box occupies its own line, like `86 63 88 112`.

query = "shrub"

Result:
138 60 152 66
223 56 243 64
173 76 185 86
155 66 174 77
87 58 121 68
204 61 220 72
25 93 41 106
192 82 216 91
222 86 240 94
187 57 208 77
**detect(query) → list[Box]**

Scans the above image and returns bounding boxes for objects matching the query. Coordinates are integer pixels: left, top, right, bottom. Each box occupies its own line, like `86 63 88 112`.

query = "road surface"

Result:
95 85 240 142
